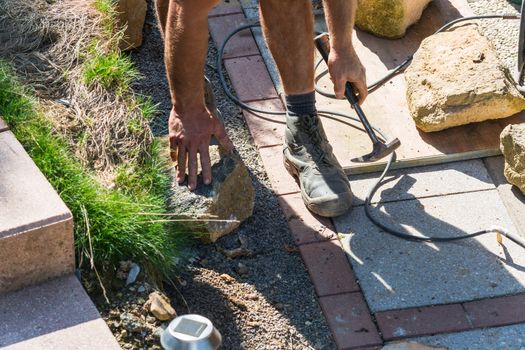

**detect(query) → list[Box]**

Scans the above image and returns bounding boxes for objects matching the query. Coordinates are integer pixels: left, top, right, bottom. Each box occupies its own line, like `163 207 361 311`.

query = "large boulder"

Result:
355 0 432 39
116 0 147 50
500 123 525 194
405 25 525 132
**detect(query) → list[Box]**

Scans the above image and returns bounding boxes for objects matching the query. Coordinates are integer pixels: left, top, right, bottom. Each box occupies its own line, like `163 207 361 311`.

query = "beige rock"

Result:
164 145 255 243
382 341 447 350
160 79 254 243
500 123 525 194
405 25 525 132
116 0 147 50
146 292 176 321
356 0 432 39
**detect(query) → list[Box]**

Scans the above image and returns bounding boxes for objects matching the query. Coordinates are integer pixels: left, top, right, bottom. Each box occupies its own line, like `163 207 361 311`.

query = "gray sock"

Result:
285 91 316 117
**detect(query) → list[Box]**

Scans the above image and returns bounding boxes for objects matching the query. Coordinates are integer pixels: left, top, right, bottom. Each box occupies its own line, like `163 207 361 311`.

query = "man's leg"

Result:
154 0 169 38
259 0 353 217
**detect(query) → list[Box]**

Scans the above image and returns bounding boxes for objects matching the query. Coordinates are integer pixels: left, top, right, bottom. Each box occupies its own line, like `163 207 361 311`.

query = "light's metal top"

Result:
161 314 222 350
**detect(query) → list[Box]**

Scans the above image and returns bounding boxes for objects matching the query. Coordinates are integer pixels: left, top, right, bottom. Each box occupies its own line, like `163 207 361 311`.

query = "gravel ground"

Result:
128 2 336 349
467 0 521 74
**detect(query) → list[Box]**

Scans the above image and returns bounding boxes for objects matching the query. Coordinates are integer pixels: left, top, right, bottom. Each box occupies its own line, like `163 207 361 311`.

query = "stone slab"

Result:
349 159 495 206
0 217 74 294
0 131 74 293
411 323 525 350
484 156 525 238
0 131 71 237
0 275 121 349
334 190 525 312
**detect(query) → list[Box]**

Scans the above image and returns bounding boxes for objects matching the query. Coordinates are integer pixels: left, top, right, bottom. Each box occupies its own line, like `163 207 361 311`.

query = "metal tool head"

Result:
351 138 401 163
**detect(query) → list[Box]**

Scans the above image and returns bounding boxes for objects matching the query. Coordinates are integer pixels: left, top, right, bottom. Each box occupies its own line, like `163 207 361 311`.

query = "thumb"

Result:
214 122 234 152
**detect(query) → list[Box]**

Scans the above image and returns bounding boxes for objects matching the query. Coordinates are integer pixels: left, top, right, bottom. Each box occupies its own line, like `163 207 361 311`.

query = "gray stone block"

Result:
334 190 525 312
0 131 74 293
412 323 525 350
0 275 121 349
349 159 495 206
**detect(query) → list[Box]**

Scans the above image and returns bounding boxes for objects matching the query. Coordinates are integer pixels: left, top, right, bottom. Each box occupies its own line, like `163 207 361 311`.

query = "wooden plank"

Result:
310 0 525 174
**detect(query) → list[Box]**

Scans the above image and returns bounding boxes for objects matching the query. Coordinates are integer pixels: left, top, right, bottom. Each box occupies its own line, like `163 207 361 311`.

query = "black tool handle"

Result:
314 33 380 144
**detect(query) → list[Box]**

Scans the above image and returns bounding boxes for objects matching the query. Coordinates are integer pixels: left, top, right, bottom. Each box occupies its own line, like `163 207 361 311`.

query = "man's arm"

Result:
322 0 368 104
163 0 233 191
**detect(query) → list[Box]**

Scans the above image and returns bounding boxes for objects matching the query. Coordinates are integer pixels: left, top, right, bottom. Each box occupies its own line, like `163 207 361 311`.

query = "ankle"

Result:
285 91 316 117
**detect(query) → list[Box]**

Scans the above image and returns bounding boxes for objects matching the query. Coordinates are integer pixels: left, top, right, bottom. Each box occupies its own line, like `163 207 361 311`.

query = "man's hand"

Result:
169 105 233 191
328 45 368 104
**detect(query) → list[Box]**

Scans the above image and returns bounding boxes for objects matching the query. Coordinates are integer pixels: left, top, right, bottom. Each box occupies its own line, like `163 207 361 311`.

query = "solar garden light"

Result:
161 314 222 350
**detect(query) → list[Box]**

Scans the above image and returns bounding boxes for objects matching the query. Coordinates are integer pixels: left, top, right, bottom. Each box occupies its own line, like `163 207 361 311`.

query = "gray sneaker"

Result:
283 113 353 217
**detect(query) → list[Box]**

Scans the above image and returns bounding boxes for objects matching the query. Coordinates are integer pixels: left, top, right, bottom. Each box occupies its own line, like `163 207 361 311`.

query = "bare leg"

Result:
154 0 169 38
259 0 315 95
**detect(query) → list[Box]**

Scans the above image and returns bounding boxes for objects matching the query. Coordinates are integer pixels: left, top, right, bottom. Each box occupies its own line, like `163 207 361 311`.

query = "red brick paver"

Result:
208 14 259 59
300 240 360 297
258 145 299 195
376 304 471 340
223 55 279 102
463 294 525 329
241 98 285 148
278 193 337 245
319 292 382 349
209 4 525 349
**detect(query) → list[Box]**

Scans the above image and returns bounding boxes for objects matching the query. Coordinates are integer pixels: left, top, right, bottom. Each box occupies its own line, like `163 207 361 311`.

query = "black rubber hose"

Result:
215 14 525 248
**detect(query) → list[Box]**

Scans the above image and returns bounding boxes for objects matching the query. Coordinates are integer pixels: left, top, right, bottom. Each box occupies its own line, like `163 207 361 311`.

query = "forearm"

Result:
164 3 209 112
322 0 357 52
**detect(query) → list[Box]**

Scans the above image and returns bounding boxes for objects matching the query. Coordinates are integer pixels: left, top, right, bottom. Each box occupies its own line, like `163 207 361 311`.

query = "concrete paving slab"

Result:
0 131 71 237
411 323 525 350
0 275 121 349
334 190 525 312
484 156 525 238
349 159 495 206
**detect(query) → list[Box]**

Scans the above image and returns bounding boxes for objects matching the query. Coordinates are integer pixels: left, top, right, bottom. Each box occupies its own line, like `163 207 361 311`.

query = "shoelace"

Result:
301 116 333 170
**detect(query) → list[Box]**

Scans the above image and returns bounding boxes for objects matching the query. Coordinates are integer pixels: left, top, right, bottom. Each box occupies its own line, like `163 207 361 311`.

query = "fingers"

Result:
199 144 212 185
332 78 346 100
187 147 198 191
169 135 178 163
353 78 368 105
176 142 187 184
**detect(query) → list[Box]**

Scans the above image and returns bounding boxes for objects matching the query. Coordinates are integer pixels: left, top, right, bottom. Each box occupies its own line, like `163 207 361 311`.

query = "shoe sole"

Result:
283 157 352 218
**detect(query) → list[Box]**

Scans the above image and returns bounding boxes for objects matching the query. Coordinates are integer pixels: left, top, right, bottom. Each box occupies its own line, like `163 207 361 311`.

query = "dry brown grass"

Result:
0 0 152 184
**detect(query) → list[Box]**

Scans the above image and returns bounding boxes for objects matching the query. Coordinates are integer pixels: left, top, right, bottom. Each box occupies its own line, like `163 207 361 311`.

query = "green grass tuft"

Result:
0 61 187 280
83 50 139 92
94 0 118 35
